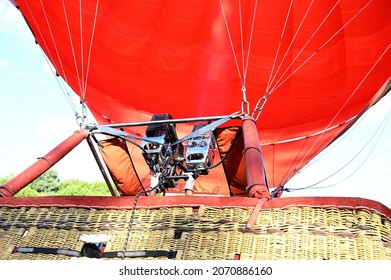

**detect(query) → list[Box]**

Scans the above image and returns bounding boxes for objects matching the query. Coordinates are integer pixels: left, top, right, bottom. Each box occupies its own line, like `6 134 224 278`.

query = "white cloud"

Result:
0 2 36 47
361 94 391 126
42 60 56 74
12 70 27 77
0 2 24 33
35 79 48 86
0 60 11 68
35 117 78 138
0 96 14 118
366 155 391 174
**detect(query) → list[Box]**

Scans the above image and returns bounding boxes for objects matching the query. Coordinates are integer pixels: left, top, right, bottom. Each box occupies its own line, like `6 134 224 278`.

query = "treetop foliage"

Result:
0 169 111 197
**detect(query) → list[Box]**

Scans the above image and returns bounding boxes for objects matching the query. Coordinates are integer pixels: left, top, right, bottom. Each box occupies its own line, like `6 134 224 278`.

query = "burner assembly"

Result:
185 124 217 176
141 114 183 171
141 114 218 193
141 114 184 190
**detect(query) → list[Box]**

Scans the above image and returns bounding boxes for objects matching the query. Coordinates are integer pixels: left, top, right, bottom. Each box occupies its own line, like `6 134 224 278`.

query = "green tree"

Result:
0 174 14 185
15 187 40 197
1 171 112 197
29 169 60 193
88 181 112 196
1 174 41 197
58 179 111 196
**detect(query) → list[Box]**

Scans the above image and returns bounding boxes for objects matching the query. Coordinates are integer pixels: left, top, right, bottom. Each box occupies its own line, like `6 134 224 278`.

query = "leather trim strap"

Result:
246 197 269 229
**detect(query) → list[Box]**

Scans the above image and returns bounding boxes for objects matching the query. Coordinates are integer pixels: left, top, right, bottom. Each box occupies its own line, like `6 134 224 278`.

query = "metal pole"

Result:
96 115 239 129
86 136 118 196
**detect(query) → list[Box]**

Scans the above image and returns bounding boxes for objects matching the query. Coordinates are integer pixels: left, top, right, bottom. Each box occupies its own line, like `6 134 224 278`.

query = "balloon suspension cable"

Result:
285 44 391 183
78 0 100 129
253 95 268 121
219 0 255 116
23 1 86 129
241 85 250 115
285 105 391 193
270 185 285 198
267 0 372 97
79 98 88 128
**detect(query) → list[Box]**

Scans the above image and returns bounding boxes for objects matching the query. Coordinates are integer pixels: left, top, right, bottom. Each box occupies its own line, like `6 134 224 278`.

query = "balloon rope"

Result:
239 0 245 82
265 0 314 93
24 1 72 89
252 0 293 120
264 0 294 94
288 43 390 180
32 1 71 88
219 0 243 84
241 0 259 114
243 0 258 82
238 0 249 114
24 1 83 126
60 0 91 126
62 0 84 97
80 0 101 126
278 136 309 187
286 108 391 192
79 0 85 103
37 0 70 90
268 0 373 96
38 47 82 126
83 0 100 98
301 80 391 173
220 0 259 114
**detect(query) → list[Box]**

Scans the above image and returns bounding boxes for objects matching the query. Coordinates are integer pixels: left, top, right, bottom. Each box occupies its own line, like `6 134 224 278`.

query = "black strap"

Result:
102 250 177 259
13 247 81 257
172 116 231 146
13 246 177 259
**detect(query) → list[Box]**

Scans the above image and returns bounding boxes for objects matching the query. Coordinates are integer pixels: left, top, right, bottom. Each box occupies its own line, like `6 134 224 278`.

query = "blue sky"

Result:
0 1 390 206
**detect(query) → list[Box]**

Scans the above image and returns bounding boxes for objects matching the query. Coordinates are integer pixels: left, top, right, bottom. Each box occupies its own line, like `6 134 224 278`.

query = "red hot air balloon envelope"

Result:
4 0 391 197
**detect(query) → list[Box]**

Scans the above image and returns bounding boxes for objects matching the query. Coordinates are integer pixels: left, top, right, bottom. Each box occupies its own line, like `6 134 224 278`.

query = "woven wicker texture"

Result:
0 205 390 260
